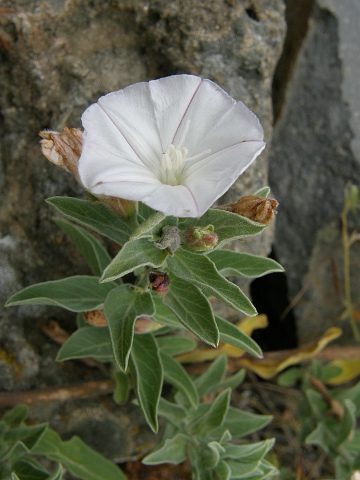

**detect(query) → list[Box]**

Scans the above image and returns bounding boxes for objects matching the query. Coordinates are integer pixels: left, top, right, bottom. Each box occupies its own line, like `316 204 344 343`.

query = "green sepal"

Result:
129 333 163 433
47 197 131 245
104 285 155 371
180 208 265 248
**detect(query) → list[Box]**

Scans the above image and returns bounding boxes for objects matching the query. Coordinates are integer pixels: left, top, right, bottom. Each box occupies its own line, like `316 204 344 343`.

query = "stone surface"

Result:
0 0 286 462
269 0 360 343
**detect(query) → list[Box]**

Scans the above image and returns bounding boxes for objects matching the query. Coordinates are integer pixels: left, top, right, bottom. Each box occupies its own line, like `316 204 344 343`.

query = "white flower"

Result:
78 75 265 218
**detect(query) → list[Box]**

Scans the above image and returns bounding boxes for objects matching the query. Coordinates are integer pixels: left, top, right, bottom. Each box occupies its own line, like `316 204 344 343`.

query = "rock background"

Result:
269 0 360 344
0 0 285 464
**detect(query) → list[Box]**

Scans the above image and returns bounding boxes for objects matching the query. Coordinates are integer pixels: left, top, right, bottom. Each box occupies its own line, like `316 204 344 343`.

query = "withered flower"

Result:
84 309 107 327
39 127 83 183
218 195 278 224
149 271 170 296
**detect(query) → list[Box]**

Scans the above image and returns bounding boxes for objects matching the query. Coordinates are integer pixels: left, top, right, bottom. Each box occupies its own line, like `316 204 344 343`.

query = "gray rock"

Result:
269 0 360 343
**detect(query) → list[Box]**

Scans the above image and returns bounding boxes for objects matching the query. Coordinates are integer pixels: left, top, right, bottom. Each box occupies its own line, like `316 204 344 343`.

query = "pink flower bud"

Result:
149 271 170 296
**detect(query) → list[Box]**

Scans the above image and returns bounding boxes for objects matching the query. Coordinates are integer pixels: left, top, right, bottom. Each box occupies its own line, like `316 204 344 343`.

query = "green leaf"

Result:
214 407 272 439
158 398 187 425
47 197 131 245
189 389 231 436
167 249 257 317
31 429 127 480
3 405 28 428
112 370 130 404
152 296 184 328
142 433 189 465
47 464 64 480
12 458 49 480
206 442 226 469
6 276 115 312
207 250 283 278
216 316 262 358
11 474 20 480
101 238 168 282
4 424 47 451
223 439 275 462
54 218 111 276
160 351 199 408
225 460 261 478
163 275 219 347
104 285 155 371
156 335 197 356
137 202 156 222
129 333 163 433
56 326 113 363
253 186 270 198
130 212 166 240
180 209 265 248
214 460 231 480
194 356 227 397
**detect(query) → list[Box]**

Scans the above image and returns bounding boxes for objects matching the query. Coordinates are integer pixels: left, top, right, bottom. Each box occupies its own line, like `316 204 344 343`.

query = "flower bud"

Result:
149 271 170 296
219 196 278 224
184 225 218 252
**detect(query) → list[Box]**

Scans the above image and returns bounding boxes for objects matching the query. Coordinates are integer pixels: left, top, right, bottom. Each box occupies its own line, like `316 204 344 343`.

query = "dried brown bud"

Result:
84 310 107 327
39 127 137 220
149 271 170 296
219 195 278 224
39 127 83 183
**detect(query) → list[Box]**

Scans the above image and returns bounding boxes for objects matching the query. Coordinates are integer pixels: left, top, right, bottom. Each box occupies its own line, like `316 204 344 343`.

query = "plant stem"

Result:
341 196 360 343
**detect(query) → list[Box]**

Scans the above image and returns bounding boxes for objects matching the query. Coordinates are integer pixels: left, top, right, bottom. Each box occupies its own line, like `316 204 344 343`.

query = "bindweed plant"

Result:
5 75 282 479
0 404 126 480
279 360 360 479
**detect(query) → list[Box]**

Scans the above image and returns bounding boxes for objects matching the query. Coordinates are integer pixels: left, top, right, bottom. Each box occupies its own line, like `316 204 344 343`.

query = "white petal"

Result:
173 79 264 157
79 103 156 190
148 75 202 151
141 184 199 217
184 140 266 216
96 82 163 169
91 179 199 218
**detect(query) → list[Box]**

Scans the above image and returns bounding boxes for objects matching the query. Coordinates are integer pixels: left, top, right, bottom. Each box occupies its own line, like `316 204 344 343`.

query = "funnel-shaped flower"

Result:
78 75 265 218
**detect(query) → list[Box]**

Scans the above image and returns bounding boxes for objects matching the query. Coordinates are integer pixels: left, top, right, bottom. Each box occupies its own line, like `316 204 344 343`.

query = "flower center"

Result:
158 121 211 186
160 144 189 186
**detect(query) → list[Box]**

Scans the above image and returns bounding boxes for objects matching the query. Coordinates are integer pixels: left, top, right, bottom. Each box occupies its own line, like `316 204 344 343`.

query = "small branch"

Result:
0 379 114 408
